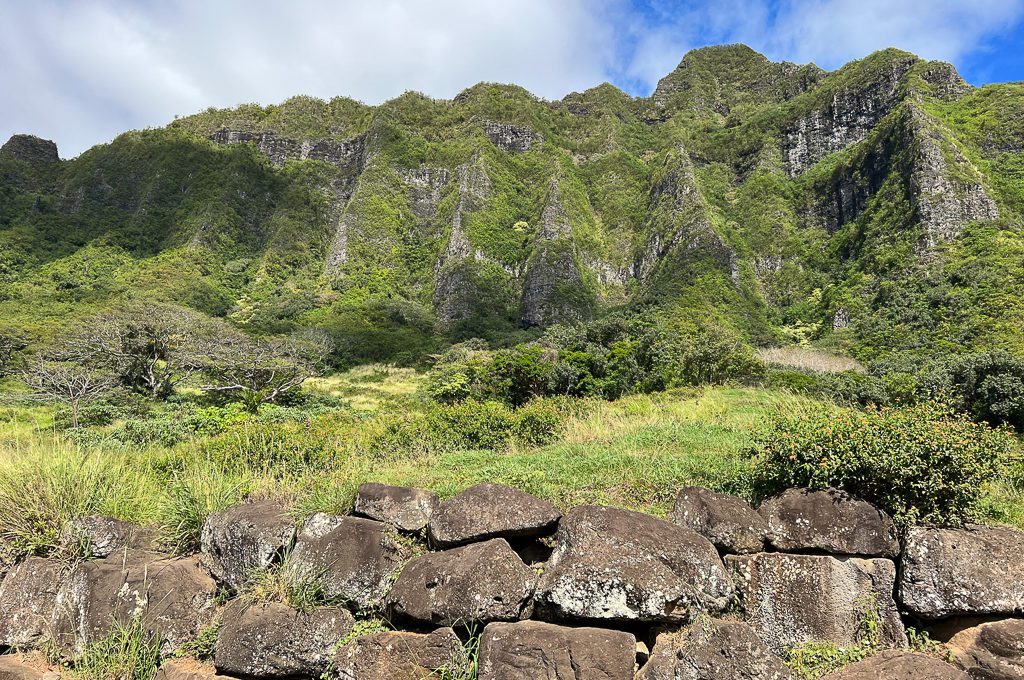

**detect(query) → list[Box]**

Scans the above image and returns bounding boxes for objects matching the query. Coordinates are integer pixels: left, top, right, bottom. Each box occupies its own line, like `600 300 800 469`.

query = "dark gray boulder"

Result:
354 482 439 532
427 483 561 549
153 659 228 680
947 618 1024 680
287 514 407 610
51 551 217 657
386 538 536 626
214 600 353 678
822 650 969 679
726 552 907 655
900 526 1024 619
672 486 768 554
638 618 793 680
62 515 154 558
536 505 733 623
758 488 899 557
0 558 62 648
200 501 296 592
334 627 468 680
477 620 635 680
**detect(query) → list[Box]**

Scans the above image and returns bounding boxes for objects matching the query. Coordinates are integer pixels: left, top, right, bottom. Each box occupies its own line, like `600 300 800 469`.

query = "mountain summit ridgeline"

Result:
2 44 1022 362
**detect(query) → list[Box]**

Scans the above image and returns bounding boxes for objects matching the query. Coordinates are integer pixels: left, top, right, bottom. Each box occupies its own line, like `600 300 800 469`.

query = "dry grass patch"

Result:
758 347 865 374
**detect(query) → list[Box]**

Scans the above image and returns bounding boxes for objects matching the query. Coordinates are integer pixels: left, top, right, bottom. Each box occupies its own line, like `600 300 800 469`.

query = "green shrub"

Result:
923 351 1024 430
750 402 1014 525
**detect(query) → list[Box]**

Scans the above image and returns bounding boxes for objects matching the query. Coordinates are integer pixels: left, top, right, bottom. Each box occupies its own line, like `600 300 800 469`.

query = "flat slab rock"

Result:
61 515 155 558
428 483 561 548
638 618 793 680
287 514 407 609
201 501 296 592
536 505 733 623
758 488 899 558
334 627 468 680
386 538 536 626
154 659 232 680
354 482 439 532
0 557 62 648
947 618 1024 680
214 600 353 679
0 655 61 679
726 552 907 655
672 486 767 554
900 526 1024 619
822 651 969 679
477 621 636 680
51 551 217 657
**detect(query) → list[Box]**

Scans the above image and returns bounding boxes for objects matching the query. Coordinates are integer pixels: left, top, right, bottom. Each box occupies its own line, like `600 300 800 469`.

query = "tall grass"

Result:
758 347 865 374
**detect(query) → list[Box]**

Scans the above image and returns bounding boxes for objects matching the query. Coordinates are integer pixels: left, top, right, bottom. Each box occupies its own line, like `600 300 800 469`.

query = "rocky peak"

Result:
1 134 59 163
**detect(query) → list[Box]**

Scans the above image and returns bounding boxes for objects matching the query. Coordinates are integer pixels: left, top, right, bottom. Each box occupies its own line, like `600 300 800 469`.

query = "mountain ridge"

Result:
2 44 1022 364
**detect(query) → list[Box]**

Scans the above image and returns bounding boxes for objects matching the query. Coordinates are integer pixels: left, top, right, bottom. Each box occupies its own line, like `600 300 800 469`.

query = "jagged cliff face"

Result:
2 45 1022 358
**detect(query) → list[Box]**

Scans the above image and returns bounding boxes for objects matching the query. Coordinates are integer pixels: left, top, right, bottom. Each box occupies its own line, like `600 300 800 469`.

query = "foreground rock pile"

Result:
0 483 1021 679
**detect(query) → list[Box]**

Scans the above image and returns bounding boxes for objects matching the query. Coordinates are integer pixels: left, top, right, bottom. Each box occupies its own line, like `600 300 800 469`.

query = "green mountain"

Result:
2 45 1022 363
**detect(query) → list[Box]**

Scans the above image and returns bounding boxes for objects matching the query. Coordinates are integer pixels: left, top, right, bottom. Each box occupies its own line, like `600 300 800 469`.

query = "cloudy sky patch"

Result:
3 0 1023 157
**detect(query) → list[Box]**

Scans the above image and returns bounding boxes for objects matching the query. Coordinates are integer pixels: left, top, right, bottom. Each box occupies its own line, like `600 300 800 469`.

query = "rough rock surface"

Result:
726 553 907 654
638 618 793 680
822 650 969 679
61 515 152 558
288 514 406 609
387 538 536 625
0 135 59 163
672 487 768 554
51 552 217 656
334 627 468 680
536 505 733 623
153 659 226 680
947 618 1024 680
427 483 561 549
209 129 363 170
0 558 62 648
758 488 900 557
200 501 296 592
483 121 539 154
214 600 353 679
477 620 636 680
900 526 1024 619
354 483 439 532
0 655 59 680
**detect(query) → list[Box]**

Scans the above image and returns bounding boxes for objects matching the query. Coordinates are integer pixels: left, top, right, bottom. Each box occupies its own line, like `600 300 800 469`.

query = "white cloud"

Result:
0 0 616 157
2 0 1022 158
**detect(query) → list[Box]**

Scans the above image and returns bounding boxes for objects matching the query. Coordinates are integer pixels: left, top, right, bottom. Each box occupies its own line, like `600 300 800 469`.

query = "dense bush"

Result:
425 319 765 405
921 351 1024 430
750 402 1014 525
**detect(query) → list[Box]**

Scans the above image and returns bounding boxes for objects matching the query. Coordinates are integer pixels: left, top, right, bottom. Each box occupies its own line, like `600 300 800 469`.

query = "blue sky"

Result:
3 0 1024 157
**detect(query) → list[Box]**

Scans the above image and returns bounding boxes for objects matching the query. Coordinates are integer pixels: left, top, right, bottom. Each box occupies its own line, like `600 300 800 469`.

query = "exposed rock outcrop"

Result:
758 488 900 558
427 482 561 548
0 558 62 648
638 618 793 680
334 627 468 680
536 505 733 623
483 121 540 154
477 620 636 680
726 552 907 654
61 516 153 559
213 600 353 679
209 129 363 170
354 483 439 533
386 538 536 626
0 135 59 163
51 552 217 656
900 526 1024 620
287 514 407 610
672 487 768 554
200 501 296 592
947 618 1024 680
822 650 968 679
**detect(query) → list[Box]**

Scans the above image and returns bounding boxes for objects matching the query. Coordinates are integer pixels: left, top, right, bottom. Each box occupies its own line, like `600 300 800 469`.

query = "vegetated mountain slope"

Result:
1 44 1022 362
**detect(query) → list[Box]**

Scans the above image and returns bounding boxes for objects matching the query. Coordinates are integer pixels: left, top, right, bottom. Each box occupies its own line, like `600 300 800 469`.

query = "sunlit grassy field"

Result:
1 367 1021 561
